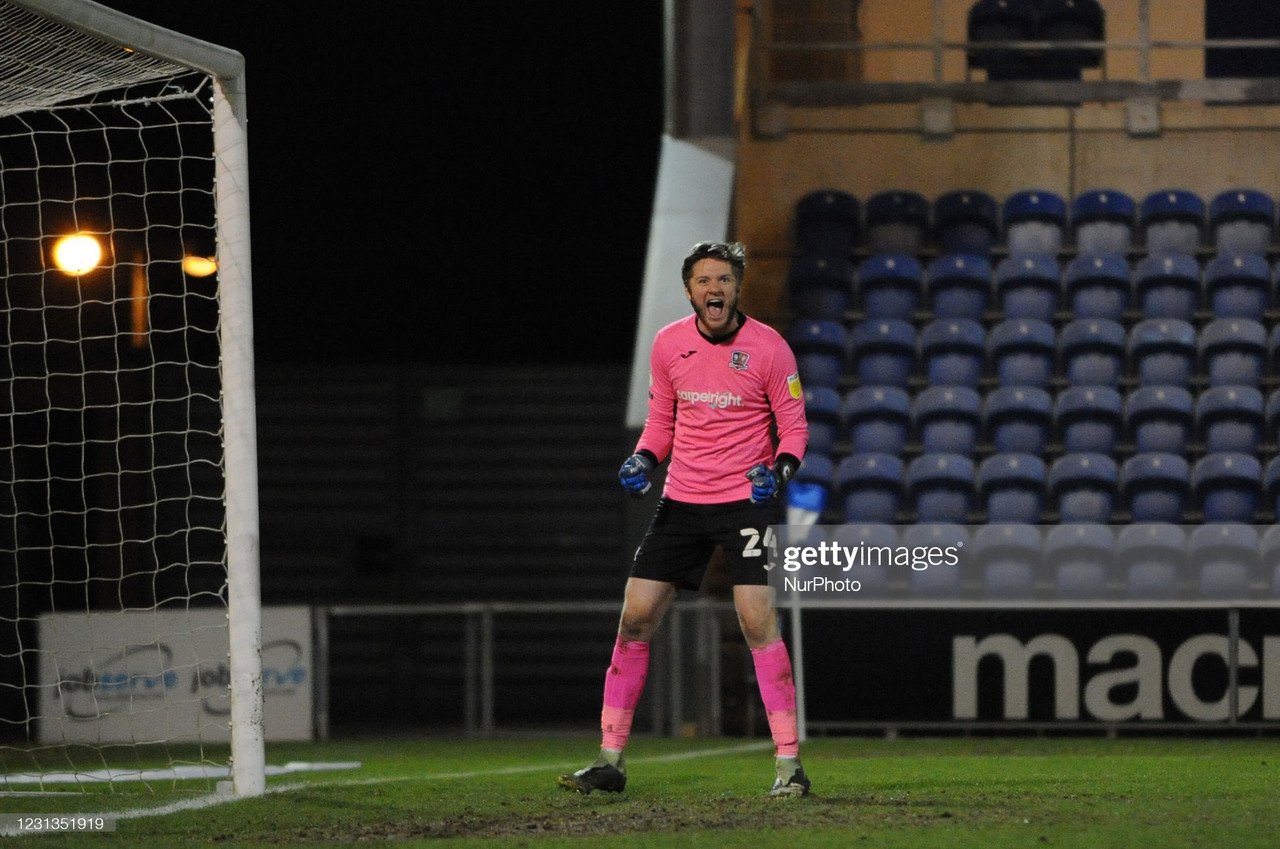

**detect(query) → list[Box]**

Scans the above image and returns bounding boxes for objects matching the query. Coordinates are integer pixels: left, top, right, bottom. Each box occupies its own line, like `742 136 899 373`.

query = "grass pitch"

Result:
2 734 1278 847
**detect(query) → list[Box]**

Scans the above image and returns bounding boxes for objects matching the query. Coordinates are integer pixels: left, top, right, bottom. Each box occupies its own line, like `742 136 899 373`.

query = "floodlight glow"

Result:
52 233 103 276
182 255 218 277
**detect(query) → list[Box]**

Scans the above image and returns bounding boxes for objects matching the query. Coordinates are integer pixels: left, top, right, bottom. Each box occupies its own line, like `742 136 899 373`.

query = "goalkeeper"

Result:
558 241 810 798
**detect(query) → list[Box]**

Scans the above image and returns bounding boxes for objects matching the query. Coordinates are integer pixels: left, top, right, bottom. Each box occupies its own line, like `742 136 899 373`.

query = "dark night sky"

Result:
100 2 665 365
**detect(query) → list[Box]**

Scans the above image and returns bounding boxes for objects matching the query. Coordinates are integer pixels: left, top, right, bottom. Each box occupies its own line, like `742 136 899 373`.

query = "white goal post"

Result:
0 0 262 796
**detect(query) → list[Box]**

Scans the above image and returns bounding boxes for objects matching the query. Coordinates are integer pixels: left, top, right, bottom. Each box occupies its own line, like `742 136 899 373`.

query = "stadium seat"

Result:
1128 318 1197 386
842 385 912 454
1140 189 1206 255
920 318 987 387
794 189 860 256
1192 452 1261 523
908 453 976 523
1209 188 1275 254
925 252 993 321
984 386 1053 454
1059 318 1126 387
1039 0 1105 71
1133 252 1201 320
934 190 1000 254
1195 385 1264 453
830 522 898 597
1199 318 1266 386
913 385 982 455
1072 189 1136 256
977 452 1047 523
1268 387 1280 447
994 254 1061 321
857 253 923 321
1270 322 1280 379
1045 522 1115 599
1117 523 1186 600
864 190 930 255
788 453 834 526
849 319 917 388
788 319 848 390
803 386 841 456
1264 455 1280 519
966 0 1039 79
1055 385 1122 454
1188 522 1259 599
1002 190 1068 255
836 452 903 523
1125 385 1194 454
973 523 1043 599
903 522 970 598
1119 452 1190 523
1203 252 1270 319
1049 452 1118 523
1063 253 1130 321
788 255 854 321
989 318 1056 388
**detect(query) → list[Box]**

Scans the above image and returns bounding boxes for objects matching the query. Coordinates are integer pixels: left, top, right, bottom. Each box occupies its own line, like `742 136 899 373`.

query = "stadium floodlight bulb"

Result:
183 255 218 277
51 233 103 276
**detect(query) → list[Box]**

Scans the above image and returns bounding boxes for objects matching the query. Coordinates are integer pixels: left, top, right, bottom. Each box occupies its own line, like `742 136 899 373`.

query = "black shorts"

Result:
631 497 782 589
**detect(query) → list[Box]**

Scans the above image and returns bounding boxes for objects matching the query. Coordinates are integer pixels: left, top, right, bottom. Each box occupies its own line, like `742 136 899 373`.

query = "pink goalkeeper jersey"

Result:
637 314 809 504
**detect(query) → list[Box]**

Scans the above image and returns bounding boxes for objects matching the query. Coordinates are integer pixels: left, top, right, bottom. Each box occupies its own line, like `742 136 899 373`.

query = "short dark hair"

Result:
681 241 746 285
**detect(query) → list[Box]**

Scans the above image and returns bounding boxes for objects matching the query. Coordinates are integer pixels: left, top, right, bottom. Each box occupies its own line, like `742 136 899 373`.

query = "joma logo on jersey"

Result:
677 389 744 409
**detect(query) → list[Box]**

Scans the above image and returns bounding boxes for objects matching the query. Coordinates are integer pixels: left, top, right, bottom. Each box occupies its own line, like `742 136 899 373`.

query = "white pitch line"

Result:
0 740 775 838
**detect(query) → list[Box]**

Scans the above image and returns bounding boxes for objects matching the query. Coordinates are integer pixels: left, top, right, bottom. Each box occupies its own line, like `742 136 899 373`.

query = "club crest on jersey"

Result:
729 350 750 371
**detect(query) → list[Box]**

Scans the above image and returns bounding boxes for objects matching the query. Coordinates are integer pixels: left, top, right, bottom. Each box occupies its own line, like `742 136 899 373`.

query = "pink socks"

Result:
600 635 650 751
751 639 799 758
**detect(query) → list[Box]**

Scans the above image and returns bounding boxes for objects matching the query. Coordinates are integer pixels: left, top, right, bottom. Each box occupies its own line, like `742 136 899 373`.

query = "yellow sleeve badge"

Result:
787 372 803 399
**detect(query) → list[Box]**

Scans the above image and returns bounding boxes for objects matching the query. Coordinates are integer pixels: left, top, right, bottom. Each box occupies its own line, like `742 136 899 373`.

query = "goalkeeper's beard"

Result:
691 298 741 337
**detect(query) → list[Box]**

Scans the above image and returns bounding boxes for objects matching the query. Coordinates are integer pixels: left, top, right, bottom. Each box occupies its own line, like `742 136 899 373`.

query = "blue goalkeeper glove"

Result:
747 456 799 503
619 453 655 497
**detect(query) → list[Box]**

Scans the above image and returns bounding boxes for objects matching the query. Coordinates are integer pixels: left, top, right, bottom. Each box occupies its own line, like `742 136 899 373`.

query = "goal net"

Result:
0 0 263 796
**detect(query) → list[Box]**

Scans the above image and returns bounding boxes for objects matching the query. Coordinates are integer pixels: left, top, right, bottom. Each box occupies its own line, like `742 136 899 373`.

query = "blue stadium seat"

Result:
1059 318 1125 387
1072 189 1136 256
788 319 848 390
1003 190 1068 255
788 255 854 321
994 254 1061 321
1264 455 1280 519
842 385 912 454
864 190 930 255
973 523 1043 599
831 522 898 597
1209 189 1275 254
1133 252 1201 320
977 452 1047 523
1199 318 1266 387
1063 253 1130 321
1189 522 1259 599
913 385 982 455
788 453 834 525
1128 318 1196 386
934 190 999 254
903 523 970 598
836 452 903 523
794 189 860 256
908 453 976 523
989 318 1056 388
1125 385 1194 454
857 253 923 321
1117 523 1186 600
1049 452 1118 523
849 319 916 387
925 253 993 321
967 0 1039 78
1270 322 1280 379
1140 189 1206 255
920 318 987 387
1195 385 1264 454
1268 388 1280 447
1119 452 1190 523
984 386 1053 454
1039 0 1105 70
1203 252 1270 319
1192 452 1261 523
1045 523 1115 599
803 386 842 456
1055 385 1122 454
